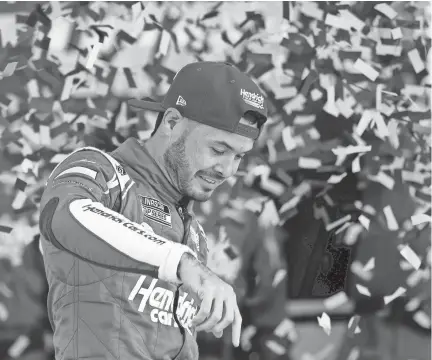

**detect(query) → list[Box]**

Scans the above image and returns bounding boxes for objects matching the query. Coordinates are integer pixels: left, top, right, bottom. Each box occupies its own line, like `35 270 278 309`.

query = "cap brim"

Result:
127 99 165 112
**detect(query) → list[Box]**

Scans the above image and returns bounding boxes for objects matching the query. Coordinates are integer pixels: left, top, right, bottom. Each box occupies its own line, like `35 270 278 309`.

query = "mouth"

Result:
198 174 217 186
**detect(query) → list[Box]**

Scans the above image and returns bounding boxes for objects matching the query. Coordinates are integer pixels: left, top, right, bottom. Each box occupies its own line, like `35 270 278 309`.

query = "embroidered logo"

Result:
176 96 187 107
116 164 126 176
139 196 172 227
240 89 264 110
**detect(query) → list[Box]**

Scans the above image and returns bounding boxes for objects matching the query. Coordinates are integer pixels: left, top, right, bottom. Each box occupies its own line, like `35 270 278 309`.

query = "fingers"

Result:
195 296 223 332
192 293 212 327
231 306 242 348
212 297 234 335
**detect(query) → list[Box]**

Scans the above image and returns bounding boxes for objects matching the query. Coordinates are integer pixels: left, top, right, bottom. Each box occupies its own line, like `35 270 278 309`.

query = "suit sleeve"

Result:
39 149 194 284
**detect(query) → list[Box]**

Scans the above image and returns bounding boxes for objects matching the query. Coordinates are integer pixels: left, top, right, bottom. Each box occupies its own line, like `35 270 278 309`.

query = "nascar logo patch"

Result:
139 196 172 227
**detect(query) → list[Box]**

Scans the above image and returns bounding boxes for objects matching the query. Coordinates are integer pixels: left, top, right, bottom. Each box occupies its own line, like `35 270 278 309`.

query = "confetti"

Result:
332 145 371 156
354 59 379 81
374 3 398 20
2 62 18 77
317 312 331 335
384 287 406 305
326 214 351 232
0 303 8 321
413 311 430 329
347 315 361 337
398 245 422 270
298 157 321 169
8 335 30 358
411 213 432 226
407 49 426 74
351 261 373 281
355 284 371 297
368 171 395 190
272 269 287 288
265 340 286 355
383 205 399 231
391 27 403 40
86 42 103 70
323 291 349 310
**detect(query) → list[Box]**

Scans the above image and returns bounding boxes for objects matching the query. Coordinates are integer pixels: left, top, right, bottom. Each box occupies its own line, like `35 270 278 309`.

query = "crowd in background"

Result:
0 2 430 360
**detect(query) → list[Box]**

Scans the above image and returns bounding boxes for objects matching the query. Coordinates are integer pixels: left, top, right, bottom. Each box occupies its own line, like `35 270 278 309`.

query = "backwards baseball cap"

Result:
128 61 268 140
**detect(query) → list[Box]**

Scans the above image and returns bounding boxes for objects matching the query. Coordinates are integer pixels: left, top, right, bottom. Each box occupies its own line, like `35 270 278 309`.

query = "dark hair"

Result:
150 110 265 137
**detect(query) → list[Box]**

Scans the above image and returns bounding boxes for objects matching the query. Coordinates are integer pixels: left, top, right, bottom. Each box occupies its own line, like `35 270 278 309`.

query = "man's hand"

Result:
177 253 242 347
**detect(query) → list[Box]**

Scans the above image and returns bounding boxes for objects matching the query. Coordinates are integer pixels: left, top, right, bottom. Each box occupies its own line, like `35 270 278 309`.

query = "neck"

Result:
143 135 179 194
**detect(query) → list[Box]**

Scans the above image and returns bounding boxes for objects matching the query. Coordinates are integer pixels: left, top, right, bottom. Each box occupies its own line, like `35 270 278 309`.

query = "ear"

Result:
160 107 183 133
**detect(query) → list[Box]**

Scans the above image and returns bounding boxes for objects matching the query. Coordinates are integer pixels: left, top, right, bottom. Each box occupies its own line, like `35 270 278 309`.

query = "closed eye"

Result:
212 148 225 155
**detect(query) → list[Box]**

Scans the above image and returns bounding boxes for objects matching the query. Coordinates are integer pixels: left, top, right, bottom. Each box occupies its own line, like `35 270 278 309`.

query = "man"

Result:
38 61 268 360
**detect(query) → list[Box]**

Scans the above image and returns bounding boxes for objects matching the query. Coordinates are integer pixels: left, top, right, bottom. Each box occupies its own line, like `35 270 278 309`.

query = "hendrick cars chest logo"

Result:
139 196 172 227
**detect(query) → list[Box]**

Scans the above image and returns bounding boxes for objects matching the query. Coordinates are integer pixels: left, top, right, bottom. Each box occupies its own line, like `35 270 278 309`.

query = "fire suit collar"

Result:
114 138 189 206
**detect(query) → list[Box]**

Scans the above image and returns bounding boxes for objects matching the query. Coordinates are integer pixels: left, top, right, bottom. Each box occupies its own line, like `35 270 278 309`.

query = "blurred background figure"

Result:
194 178 292 360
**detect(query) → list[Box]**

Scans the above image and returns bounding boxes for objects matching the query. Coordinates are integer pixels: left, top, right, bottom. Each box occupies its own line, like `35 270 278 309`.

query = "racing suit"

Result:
38 138 208 360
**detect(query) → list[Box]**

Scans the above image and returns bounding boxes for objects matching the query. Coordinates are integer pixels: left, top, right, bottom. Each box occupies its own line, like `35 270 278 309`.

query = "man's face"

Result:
164 116 256 202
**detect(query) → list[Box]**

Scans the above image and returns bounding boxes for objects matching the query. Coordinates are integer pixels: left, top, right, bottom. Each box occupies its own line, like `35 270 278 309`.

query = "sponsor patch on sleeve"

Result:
139 196 172 227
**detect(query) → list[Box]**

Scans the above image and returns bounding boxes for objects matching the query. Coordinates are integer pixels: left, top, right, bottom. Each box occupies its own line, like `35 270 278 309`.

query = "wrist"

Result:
177 252 197 281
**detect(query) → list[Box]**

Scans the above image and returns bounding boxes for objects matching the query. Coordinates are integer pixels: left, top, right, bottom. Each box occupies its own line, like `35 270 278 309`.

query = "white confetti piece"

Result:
298 157 321 169
374 112 390 138
405 298 421 312
3 62 18 77
328 173 347 184
39 126 51 147
335 221 351 235
413 311 431 329
86 42 103 70
336 98 354 118
279 195 301 214
358 214 370 230
8 335 30 358
347 348 360 360
344 223 363 245
272 269 287 288
50 154 70 164
11 191 27 210
363 257 375 272
323 291 349 310
355 110 374 136
402 171 425 184
332 145 371 156
294 114 316 125
408 49 425 74
282 126 297 151
354 58 379 81
325 13 351 30
0 303 8 321
311 88 323 101
339 10 365 31
398 245 422 270
411 213 432 225
274 318 297 340
352 155 361 173
368 171 395 190
383 205 399 230
265 340 286 355
326 214 351 232
317 312 331 335
374 3 398 19
351 261 373 281
391 27 403 40
241 325 256 351
356 284 371 296
48 17 74 51
406 269 427 288
384 287 406 305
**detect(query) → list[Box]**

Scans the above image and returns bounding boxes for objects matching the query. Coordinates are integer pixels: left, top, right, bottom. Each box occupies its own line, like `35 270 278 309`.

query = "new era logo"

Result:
176 96 187 106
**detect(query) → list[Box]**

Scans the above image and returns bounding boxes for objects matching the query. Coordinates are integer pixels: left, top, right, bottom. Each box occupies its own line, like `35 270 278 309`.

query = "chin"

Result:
187 187 214 202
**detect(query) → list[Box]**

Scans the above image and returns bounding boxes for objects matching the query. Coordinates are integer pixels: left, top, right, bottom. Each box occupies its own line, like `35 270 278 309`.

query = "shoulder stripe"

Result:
55 166 97 180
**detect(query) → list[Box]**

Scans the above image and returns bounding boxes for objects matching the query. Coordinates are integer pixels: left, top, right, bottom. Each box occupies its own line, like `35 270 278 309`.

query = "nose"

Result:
214 156 239 179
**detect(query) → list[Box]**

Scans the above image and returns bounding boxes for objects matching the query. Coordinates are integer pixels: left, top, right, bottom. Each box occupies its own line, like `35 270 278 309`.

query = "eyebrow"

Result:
213 140 248 154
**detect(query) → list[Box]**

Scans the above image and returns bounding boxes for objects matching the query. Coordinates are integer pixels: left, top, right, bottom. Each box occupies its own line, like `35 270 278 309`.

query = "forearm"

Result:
40 195 193 284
